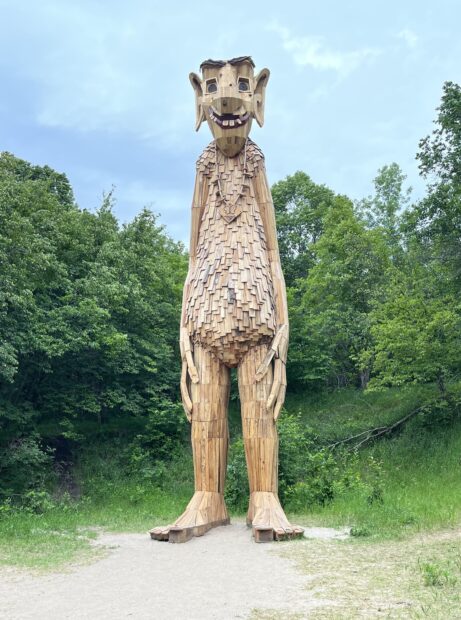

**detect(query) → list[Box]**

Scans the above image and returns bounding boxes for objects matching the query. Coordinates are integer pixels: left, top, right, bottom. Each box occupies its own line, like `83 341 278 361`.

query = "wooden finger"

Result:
255 324 287 381
267 358 282 410
279 333 289 361
273 384 286 421
273 364 286 420
180 360 192 421
271 324 287 353
255 348 275 381
185 350 199 383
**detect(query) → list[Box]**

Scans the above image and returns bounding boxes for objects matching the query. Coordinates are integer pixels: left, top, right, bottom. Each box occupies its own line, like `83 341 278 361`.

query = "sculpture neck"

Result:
214 136 248 158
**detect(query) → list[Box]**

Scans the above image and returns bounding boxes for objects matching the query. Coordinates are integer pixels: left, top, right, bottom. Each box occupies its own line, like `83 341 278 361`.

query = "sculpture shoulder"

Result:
246 139 265 168
196 142 215 175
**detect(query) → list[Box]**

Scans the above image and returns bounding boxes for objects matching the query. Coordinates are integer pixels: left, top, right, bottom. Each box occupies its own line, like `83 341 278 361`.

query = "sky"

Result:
1 0 460 244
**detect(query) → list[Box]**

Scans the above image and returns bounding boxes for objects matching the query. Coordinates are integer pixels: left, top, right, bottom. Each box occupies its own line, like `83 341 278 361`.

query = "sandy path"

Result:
0 523 347 620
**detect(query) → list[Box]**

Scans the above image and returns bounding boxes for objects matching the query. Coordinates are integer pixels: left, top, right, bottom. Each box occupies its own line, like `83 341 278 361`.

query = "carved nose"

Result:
213 96 243 115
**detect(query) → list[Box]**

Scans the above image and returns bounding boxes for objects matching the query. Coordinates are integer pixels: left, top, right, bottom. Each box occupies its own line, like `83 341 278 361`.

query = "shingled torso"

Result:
185 139 276 367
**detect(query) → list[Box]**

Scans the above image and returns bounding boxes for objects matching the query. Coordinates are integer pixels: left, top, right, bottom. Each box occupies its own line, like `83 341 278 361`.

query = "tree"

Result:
271 171 338 287
357 163 411 260
289 197 389 389
367 264 461 395
366 83 461 395
409 82 461 291
0 152 187 499
417 81 461 186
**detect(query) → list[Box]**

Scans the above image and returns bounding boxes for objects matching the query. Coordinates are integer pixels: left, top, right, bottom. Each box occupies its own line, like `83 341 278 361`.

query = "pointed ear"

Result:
253 68 270 127
189 72 205 131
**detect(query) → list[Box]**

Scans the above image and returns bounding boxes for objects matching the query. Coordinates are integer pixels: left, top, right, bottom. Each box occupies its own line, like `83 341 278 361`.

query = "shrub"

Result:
420 560 458 588
0 435 53 501
127 398 188 480
225 438 249 511
225 411 369 512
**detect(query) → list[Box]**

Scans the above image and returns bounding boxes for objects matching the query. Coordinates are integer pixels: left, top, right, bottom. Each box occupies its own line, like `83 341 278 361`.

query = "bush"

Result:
0 435 53 501
22 490 57 514
224 411 370 512
127 398 189 479
278 412 368 509
224 438 248 511
418 388 461 428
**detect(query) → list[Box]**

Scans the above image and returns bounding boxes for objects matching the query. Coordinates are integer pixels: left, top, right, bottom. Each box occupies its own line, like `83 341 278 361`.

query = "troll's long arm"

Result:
179 169 209 419
253 162 288 421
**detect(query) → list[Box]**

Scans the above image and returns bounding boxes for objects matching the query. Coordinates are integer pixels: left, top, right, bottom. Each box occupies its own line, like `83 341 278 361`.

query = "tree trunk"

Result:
360 367 370 390
437 371 446 396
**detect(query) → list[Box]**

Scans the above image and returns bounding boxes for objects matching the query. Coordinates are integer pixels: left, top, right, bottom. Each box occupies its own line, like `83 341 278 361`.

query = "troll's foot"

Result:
149 491 230 543
247 491 304 542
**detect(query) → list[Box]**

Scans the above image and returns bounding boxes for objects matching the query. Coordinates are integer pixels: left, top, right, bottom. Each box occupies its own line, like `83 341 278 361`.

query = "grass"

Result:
0 446 195 569
250 527 461 619
298 414 461 539
0 485 191 570
1 384 460 569
285 383 439 440
419 557 461 588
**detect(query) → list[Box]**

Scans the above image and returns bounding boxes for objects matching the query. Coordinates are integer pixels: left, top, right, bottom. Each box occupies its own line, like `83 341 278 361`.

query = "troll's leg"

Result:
150 345 230 542
238 344 303 542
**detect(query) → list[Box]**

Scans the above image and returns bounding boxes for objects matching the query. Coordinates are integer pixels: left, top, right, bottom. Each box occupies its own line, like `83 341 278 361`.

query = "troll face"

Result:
189 56 270 157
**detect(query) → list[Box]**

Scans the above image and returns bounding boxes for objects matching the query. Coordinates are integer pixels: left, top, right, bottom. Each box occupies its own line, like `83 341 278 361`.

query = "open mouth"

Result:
208 106 250 129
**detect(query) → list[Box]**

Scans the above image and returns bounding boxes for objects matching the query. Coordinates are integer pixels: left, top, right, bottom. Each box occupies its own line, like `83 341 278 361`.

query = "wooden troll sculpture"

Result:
150 57 303 543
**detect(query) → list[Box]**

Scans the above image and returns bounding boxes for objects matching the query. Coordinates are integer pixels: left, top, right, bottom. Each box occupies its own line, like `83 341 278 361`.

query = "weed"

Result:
419 560 458 587
350 525 372 537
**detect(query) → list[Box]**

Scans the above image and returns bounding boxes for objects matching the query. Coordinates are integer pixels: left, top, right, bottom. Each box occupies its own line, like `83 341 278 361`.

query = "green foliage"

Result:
285 384 436 440
21 490 58 514
0 152 187 500
0 435 53 498
419 558 460 588
127 399 188 478
366 255 461 394
411 81 461 292
225 412 369 512
289 197 389 389
350 525 371 537
271 171 338 287
277 413 347 505
357 162 411 259
307 405 461 539
417 81 461 186
224 438 249 510
276 83 461 398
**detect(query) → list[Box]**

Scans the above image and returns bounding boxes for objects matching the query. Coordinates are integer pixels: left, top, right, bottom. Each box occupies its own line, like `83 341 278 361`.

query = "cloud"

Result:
397 28 419 49
268 23 380 76
0 1 197 150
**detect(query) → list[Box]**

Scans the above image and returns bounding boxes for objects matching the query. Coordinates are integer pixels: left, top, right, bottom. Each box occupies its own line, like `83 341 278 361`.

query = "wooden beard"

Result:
149 57 304 544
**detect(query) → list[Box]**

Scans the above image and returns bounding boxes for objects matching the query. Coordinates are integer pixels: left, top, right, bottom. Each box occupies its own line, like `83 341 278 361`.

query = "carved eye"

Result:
238 78 250 92
206 80 217 94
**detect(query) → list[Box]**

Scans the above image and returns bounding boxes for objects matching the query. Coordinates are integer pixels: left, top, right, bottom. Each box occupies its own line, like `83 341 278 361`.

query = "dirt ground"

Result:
1 523 460 619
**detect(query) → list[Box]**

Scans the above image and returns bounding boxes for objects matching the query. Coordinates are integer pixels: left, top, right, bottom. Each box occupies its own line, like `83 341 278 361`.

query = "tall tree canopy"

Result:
272 171 338 287
0 152 187 498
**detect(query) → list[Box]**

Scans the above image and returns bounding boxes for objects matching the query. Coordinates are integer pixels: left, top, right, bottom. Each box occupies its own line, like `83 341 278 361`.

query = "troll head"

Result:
190 56 269 157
